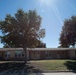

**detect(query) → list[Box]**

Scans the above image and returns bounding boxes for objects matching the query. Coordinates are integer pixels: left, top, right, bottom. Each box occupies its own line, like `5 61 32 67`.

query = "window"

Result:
22 54 24 57
15 54 21 58
5 54 7 57
18 54 21 57
5 52 10 58
15 53 17 57
8 54 10 57
45 51 51 59
15 51 24 58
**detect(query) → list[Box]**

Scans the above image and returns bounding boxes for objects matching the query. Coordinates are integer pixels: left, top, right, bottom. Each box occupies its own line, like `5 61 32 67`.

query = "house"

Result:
0 48 76 61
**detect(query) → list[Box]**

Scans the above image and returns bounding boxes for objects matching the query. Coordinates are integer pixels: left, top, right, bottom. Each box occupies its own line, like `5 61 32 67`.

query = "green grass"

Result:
29 60 76 71
0 60 76 71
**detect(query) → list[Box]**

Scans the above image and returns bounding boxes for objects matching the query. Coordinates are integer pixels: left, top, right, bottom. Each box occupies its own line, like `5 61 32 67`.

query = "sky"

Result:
0 0 76 48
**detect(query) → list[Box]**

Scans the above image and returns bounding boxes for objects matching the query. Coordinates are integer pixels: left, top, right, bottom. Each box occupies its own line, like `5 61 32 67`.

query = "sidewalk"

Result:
42 72 76 75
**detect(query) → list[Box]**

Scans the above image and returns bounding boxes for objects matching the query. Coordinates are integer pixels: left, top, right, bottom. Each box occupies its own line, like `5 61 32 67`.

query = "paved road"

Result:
42 72 76 75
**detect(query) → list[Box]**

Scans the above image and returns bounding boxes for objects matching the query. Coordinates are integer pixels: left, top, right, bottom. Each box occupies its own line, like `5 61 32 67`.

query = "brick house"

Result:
0 48 76 60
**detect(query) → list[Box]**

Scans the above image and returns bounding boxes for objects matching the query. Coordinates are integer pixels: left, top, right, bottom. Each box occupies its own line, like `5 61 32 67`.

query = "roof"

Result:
0 48 23 51
29 48 76 51
0 48 76 51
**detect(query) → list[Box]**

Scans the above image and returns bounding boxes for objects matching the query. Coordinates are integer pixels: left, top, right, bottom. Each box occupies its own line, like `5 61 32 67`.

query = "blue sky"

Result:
0 0 76 48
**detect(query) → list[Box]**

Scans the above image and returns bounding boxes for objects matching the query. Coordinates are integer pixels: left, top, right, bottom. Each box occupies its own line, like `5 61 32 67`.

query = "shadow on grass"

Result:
0 62 25 72
0 62 43 75
64 60 76 73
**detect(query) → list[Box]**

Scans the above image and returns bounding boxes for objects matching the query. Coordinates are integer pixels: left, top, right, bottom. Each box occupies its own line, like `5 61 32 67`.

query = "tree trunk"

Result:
23 47 27 64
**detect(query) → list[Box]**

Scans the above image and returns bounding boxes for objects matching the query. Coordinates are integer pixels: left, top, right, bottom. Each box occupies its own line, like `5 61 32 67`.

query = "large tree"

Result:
0 9 45 63
59 16 76 48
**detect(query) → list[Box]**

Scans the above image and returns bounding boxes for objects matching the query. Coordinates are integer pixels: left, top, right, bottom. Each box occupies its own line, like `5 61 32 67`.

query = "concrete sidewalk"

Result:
42 72 76 75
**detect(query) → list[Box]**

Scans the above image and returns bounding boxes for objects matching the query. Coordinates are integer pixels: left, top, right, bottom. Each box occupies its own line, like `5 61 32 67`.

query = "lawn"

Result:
29 60 76 71
0 60 76 74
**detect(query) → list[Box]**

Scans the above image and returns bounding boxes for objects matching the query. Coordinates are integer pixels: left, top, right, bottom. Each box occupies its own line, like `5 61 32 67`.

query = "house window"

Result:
15 54 21 58
15 54 17 57
5 54 10 58
22 54 24 57
45 51 51 57
5 52 10 58
8 54 10 57
15 51 24 58
18 54 21 57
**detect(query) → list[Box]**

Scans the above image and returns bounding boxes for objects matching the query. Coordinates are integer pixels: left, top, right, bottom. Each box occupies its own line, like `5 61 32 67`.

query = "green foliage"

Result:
59 16 76 48
0 9 45 48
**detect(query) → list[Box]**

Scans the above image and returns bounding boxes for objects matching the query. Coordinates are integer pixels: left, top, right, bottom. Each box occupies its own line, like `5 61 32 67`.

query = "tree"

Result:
0 9 45 63
59 16 76 48
38 29 45 46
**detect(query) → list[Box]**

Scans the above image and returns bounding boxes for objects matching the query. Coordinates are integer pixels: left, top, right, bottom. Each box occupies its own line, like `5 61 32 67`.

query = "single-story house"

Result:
0 48 76 61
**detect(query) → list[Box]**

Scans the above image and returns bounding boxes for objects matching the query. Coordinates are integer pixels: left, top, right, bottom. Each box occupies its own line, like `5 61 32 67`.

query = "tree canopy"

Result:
0 9 45 48
59 16 76 48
